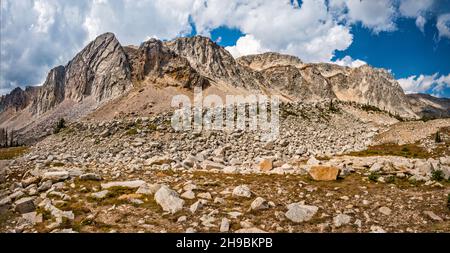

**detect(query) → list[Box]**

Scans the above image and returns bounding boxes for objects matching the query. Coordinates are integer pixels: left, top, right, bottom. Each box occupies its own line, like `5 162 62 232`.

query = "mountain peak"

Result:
237 52 304 71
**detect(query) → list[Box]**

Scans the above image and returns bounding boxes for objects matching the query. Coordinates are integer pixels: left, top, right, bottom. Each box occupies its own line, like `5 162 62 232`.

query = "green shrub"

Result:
368 172 380 182
431 170 444 181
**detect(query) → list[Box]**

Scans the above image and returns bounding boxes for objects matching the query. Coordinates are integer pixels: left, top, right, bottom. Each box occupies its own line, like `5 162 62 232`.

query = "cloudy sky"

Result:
1 0 450 97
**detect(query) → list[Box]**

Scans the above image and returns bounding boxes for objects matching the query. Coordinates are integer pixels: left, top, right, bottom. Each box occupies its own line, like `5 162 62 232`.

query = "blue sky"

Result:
207 4 450 98
1 0 450 97
334 19 450 80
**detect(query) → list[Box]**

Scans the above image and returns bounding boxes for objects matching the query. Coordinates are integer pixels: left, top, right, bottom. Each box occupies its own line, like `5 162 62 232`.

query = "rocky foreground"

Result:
1 103 449 233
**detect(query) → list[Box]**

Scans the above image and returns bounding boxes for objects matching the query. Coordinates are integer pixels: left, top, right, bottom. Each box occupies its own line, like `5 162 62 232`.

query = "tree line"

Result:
0 128 20 148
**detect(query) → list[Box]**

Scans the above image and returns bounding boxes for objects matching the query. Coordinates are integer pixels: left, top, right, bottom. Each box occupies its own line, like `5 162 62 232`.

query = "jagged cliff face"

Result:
326 65 416 117
21 33 133 117
259 65 336 102
30 66 65 115
64 33 132 103
0 86 38 112
125 39 209 89
164 36 263 90
407 93 450 118
236 54 416 117
237 52 304 71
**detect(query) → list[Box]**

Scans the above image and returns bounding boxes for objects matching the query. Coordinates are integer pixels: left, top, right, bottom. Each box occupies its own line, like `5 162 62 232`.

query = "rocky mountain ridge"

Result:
1 32 448 143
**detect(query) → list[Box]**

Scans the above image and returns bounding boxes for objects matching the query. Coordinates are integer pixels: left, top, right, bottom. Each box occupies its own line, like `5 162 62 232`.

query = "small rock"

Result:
154 185 185 214
186 227 196 233
423 211 443 221
42 171 69 182
223 166 239 174
250 197 269 211
232 185 252 198
333 214 352 227
22 211 42 224
370 225 386 233
307 156 320 166
220 218 230 232
181 190 196 200
136 183 161 195
378 206 392 216
201 160 224 170
197 192 212 199
145 156 172 166
190 199 207 214
38 180 52 192
369 162 383 173
285 203 318 223
21 177 40 188
235 227 267 233
80 173 102 181
101 180 146 189
214 197 226 204
91 190 109 199
15 197 36 214
258 159 273 172
228 211 243 219
177 216 187 223
183 183 197 191
130 198 144 205
9 190 24 200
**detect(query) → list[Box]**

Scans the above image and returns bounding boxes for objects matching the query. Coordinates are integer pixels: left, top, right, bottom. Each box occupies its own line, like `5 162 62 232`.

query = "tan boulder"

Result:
309 166 340 181
258 159 273 172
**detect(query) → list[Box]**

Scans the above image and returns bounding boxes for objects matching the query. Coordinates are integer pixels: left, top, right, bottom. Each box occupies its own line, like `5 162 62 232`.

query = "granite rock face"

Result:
64 32 132 103
30 66 66 115
407 93 450 119
0 86 38 113
164 36 264 90
20 33 132 117
124 39 209 89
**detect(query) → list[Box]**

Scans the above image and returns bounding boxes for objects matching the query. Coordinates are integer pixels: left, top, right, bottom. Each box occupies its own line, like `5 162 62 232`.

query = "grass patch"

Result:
52 162 65 167
368 172 380 182
126 128 138 135
431 170 444 182
87 186 136 206
148 123 157 131
0 146 29 160
348 143 431 159
385 175 395 184
36 206 52 221
0 210 13 230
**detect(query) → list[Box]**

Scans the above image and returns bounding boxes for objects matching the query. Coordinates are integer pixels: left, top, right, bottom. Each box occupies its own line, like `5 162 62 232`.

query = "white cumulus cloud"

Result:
437 13 450 39
399 0 434 32
415 15 427 33
191 0 353 62
398 73 450 97
333 56 367 68
225 34 267 58
398 0 434 17
329 0 397 33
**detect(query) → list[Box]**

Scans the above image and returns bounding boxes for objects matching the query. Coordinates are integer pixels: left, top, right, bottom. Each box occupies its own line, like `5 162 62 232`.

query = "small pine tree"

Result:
9 130 14 147
435 131 442 143
53 118 66 134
